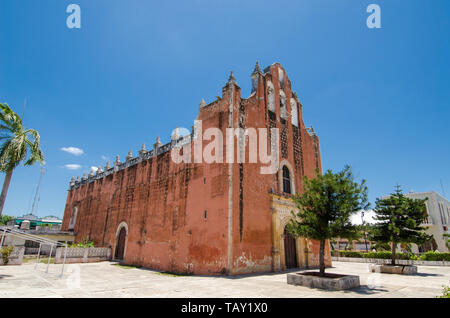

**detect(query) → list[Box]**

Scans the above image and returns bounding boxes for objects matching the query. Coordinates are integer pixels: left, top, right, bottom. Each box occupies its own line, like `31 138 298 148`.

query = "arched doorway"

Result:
283 227 298 269
114 223 128 260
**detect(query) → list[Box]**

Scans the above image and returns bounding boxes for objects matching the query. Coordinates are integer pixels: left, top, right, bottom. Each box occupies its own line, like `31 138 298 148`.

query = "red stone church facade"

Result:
61 62 332 275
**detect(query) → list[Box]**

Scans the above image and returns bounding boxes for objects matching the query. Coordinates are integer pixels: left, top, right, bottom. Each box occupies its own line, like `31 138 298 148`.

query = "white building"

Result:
403 191 449 253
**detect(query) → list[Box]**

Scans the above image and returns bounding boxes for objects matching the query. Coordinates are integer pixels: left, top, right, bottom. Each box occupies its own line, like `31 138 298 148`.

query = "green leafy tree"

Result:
341 228 363 250
443 234 450 251
1 246 14 265
0 214 13 225
370 185 432 265
0 103 44 216
371 241 391 251
287 165 369 277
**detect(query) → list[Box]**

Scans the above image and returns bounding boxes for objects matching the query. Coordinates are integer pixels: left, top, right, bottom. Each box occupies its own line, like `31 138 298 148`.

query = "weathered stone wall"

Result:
63 98 230 275
62 62 330 275
228 64 328 274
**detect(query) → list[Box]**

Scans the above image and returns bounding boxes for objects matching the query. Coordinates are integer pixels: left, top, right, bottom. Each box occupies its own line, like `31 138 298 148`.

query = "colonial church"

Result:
61 62 332 275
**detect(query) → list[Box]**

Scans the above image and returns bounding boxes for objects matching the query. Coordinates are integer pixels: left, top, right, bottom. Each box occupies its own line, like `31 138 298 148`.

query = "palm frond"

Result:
0 104 43 171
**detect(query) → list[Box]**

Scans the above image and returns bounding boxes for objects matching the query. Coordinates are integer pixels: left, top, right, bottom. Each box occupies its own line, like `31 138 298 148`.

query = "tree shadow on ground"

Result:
107 262 369 281
112 262 312 279
415 272 442 277
340 285 389 295
309 284 389 295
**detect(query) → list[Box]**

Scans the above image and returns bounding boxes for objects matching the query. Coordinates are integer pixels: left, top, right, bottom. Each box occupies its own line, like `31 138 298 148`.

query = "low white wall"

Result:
0 246 25 265
25 247 57 256
332 256 450 266
55 247 111 264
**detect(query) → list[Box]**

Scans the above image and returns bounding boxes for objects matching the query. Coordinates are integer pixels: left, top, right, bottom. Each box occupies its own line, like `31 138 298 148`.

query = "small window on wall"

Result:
267 81 275 112
290 98 298 127
282 166 291 194
423 202 430 224
438 202 447 225
279 90 287 120
68 206 78 231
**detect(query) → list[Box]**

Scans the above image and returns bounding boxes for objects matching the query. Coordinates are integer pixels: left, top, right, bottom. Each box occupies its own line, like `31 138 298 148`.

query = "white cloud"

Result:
61 147 84 156
351 210 378 225
91 166 98 172
64 164 82 170
101 155 108 161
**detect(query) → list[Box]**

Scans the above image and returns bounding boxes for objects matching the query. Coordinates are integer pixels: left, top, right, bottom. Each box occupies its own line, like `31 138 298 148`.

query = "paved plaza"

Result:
0 261 449 298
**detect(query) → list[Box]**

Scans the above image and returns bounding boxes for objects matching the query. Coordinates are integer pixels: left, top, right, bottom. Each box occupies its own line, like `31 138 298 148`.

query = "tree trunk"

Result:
0 170 13 217
319 239 325 277
391 241 396 266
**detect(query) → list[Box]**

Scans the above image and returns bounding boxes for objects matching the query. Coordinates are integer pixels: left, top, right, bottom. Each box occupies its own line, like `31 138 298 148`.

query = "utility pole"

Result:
361 211 369 252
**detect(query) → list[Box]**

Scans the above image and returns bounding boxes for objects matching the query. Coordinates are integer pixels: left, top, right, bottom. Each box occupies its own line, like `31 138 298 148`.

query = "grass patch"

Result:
112 263 141 269
155 271 192 277
22 257 55 264
40 258 55 264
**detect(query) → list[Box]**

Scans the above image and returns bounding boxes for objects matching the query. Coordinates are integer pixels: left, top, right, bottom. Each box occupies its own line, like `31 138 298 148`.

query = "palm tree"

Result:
0 103 44 216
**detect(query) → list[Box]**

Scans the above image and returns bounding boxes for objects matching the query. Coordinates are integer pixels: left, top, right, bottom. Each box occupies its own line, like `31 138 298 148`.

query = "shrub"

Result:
1 246 14 265
338 251 363 258
364 251 391 259
69 237 94 248
337 250 415 260
363 251 410 260
69 241 94 248
419 251 450 261
0 215 13 226
437 286 450 298
371 242 391 251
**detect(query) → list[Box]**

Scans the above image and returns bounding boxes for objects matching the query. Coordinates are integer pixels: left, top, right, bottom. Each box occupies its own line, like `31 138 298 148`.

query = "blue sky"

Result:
0 0 449 219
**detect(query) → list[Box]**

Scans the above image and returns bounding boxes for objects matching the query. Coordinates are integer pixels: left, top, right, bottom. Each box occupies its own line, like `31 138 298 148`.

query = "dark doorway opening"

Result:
284 227 298 268
115 227 127 260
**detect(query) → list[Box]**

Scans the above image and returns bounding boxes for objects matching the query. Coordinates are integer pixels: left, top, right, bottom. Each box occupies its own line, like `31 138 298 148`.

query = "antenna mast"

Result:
31 165 46 216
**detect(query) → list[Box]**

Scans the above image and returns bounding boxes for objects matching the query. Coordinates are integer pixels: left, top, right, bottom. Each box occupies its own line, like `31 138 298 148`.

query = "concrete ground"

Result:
0 261 449 298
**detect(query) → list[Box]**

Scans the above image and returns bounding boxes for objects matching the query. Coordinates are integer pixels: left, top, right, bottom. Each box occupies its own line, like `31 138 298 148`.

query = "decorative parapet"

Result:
68 134 193 191
269 192 297 209
54 247 111 264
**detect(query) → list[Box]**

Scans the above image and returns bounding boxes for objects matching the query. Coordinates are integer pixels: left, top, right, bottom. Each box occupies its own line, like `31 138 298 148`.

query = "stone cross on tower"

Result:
227 71 236 85
251 61 262 93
